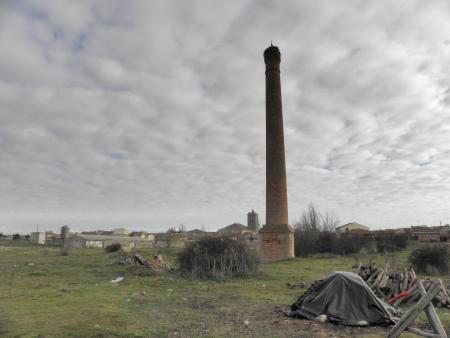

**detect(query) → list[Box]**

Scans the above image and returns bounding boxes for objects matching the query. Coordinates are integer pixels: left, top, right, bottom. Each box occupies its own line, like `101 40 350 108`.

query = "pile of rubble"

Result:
121 253 171 271
354 259 450 308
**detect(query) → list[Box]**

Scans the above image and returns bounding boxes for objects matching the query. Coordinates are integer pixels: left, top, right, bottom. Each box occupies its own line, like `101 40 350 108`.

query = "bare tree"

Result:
296 203 321 231
166 226 176 233
295 203 339 232
320 211 339 232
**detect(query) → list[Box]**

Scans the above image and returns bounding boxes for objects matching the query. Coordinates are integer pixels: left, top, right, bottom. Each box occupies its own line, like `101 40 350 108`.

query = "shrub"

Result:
294 229 373 257
178 236 260 280
12 233 21 240
376 234 408 253
334 233 374 255
409 244 449 275
105 243 122 253
294 229 319 257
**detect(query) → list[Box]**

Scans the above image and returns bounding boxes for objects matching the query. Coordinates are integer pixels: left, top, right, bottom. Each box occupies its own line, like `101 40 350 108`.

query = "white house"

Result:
64 234 153 250
30 232 46 244
336 222 370 233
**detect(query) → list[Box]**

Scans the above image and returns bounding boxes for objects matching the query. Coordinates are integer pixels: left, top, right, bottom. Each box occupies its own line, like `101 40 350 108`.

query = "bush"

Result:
294 229 373 257
376 234 408 253
105 243 122 253
409 244 449 275
295 229 320 257
178 237 260 280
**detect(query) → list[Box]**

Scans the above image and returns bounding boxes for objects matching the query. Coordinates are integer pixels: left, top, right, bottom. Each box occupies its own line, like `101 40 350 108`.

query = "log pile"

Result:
354 259 450 309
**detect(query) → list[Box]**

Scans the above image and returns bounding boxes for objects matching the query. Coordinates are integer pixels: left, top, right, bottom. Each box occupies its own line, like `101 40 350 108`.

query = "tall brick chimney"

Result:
259 45 294 262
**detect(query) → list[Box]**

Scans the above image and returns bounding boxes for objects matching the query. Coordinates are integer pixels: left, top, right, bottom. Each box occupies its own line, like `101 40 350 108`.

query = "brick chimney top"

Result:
264 45 281 63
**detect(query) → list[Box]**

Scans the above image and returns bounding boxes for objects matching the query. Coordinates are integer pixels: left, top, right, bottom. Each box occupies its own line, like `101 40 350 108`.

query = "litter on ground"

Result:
110 276 124 284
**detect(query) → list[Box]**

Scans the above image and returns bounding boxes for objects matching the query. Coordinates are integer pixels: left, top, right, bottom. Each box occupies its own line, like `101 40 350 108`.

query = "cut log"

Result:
405 326 443 338
387 282 441 338
402 267 409 291
438 279 449 299
372 269 385 288
417 280 447 338
367 268 381 284
356 261 362 275
380 275 390 289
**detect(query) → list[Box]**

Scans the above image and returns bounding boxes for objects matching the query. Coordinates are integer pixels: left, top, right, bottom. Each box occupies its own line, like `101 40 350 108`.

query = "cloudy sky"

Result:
1 0 450 234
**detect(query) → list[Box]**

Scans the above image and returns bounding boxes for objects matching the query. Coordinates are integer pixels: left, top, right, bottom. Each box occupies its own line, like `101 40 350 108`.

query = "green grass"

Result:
0 243 449 337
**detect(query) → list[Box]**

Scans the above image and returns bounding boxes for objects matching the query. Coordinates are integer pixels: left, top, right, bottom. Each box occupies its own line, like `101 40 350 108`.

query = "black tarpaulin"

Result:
290 271 398 326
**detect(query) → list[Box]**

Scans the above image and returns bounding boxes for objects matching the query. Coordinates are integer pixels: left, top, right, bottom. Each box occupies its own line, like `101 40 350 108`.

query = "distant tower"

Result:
259 44 294 262
61 225 70 240
247 210 260 232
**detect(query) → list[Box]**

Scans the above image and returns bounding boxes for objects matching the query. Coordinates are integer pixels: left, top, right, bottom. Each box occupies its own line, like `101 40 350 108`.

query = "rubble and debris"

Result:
130 254 146 266
289 271 398 326
354 259 450 308
147 254 169 271
123 253 170 271
388 280 447 338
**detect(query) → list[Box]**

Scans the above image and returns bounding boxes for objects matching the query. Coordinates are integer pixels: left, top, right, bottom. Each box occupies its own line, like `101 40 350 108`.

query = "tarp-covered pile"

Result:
290 271 399 326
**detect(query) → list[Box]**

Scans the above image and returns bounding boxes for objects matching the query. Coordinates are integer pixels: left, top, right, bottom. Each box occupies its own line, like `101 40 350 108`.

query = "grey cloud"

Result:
1 0 450 234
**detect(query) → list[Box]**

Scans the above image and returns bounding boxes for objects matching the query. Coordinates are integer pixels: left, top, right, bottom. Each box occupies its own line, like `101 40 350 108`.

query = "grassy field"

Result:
0 242 449 337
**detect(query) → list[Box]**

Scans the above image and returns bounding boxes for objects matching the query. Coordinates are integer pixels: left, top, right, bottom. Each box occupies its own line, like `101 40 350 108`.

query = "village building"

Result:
186 229 209 240
30 232 46 244
336 222 370 233
45 231 61 244
410 225 450 242
129 232 155 240
218 223 254 237
64 234 153 250
112 228 129 236
154 232 187 247
80 230 104 235
129 231 145 238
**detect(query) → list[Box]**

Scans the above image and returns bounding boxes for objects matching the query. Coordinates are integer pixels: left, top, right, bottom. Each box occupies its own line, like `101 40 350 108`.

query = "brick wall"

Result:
260 232 294 262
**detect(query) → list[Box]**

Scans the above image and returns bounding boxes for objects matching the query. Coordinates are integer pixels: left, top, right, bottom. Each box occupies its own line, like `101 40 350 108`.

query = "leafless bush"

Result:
294 203 373 256
105 243 122 253
295 203 339 232
178 237 260 280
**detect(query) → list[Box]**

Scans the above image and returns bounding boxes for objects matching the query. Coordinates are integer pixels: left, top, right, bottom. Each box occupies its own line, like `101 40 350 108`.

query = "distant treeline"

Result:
294 203 408 257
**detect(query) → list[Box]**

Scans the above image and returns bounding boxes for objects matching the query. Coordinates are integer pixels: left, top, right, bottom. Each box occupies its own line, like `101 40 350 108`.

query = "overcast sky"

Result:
1 0 450 234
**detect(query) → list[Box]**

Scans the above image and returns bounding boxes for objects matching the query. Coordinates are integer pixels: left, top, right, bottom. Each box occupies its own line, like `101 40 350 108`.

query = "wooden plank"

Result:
372 268 385 288
356 261 362 275
367 268 381 284
406 326 442 338
438 279 449 299
417 280 447 338
402 267 409 291
387 281 441 338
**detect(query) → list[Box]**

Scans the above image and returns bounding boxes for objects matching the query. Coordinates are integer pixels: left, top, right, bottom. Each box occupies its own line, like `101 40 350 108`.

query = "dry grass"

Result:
0 242 448 337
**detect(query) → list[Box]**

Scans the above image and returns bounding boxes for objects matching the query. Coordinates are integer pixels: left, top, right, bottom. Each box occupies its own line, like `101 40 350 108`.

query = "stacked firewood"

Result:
354 259 450 308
